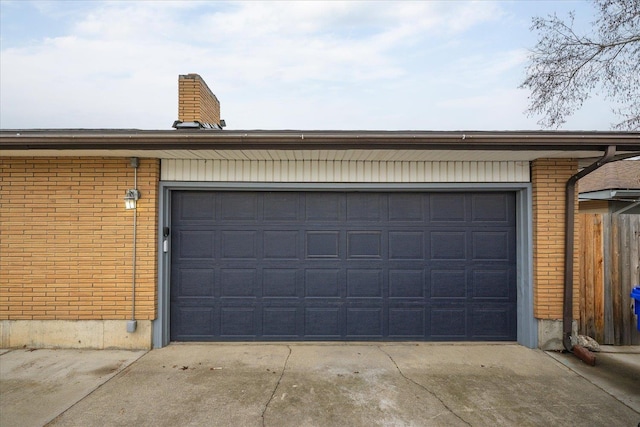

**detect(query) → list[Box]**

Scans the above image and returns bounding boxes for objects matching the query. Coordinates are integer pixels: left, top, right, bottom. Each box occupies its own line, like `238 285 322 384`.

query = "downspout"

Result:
563 146 616 353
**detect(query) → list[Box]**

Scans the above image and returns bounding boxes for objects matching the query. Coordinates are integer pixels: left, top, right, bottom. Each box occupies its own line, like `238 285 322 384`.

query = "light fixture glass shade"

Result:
124 189 140 210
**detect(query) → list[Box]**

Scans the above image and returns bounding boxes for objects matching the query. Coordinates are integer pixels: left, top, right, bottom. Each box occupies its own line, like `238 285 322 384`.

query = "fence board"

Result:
631 216 640 345
593 215 605 343
579 213 640 345
620 215 631 344
624 215 640 345
582 215 589 336
579 214 589 337
603 215 614 344
611 216 622 345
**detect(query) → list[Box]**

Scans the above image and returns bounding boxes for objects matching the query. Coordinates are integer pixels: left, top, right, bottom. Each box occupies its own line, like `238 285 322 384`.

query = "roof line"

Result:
1 130 639 151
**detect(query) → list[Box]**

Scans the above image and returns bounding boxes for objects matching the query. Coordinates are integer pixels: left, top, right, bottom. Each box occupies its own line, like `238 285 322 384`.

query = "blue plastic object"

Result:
632 287 640 332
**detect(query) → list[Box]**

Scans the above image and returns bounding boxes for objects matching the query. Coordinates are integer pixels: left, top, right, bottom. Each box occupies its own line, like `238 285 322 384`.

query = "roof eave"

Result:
579 189 640 200
1 130 639 152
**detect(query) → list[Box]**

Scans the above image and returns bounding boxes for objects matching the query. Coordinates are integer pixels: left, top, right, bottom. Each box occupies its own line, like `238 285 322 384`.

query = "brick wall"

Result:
0 157 159 321
178 73 221 126
532 158 579 320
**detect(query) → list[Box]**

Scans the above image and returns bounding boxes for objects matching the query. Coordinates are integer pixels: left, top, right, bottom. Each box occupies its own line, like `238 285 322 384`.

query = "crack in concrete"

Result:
377 346 472 427
44 350 149 426
261 345 292 427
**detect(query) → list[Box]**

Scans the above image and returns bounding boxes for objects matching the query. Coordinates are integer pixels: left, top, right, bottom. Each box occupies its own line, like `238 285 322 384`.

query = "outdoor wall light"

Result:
124 189 140 210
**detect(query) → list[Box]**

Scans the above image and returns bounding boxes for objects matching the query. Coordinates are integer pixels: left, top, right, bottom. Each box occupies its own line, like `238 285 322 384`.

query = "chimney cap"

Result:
179 73 204 80
172 120 224 130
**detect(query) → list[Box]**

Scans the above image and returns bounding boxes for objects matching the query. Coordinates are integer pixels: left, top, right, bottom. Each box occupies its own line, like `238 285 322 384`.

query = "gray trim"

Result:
153 181 536 348
153 185 171 348
579 189 640 200
516 186 537 348
154 181 528 191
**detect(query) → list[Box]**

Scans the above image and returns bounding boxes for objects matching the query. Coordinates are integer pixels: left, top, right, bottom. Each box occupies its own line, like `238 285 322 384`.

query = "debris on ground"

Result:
571 335 601 352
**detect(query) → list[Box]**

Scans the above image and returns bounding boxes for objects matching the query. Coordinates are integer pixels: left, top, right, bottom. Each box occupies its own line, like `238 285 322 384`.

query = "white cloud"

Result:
0 0 620 130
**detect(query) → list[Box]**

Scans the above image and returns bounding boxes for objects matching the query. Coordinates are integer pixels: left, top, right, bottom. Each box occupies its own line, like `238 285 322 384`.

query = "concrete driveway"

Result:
1 343 638 427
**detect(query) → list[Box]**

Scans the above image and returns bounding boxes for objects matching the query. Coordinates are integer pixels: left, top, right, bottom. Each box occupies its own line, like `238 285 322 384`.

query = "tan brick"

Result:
532 158 580 320
0 157 159 321
178 74 221 126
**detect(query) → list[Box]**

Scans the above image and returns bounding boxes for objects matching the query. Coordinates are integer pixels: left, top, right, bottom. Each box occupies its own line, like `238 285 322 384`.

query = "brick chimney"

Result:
175 74 224 129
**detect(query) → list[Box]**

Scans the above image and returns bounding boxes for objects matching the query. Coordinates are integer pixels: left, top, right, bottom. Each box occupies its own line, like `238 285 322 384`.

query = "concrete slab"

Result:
37 343 638 427
383 343 639 426
264 344 466 426
47 343 291 427
546 346 640 412
0 348 146 427
1 343 637 426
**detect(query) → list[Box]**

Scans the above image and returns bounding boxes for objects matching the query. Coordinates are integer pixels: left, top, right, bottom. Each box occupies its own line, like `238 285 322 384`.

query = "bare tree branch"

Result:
520 0 640 130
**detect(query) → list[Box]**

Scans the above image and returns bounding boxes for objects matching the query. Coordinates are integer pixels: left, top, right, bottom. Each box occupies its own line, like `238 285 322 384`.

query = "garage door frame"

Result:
154 182 535 348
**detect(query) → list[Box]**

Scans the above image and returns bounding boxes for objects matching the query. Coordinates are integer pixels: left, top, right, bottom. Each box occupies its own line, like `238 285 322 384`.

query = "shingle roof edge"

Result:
1 129 639 151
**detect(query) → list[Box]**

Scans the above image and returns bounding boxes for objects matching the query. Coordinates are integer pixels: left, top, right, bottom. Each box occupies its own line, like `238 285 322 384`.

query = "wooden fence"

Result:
579 213 640 345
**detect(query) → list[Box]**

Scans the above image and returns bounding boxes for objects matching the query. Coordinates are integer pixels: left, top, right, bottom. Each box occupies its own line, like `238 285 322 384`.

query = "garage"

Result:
170 190 516 341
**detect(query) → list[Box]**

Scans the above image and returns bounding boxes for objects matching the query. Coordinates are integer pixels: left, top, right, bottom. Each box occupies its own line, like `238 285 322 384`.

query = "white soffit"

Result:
161 159 530 183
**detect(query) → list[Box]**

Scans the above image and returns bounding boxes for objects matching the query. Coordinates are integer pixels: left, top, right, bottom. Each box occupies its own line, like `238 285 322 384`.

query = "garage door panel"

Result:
346 269 383 297
431 306 467 338
177 268 215 297
472 231 511 260
305 308 341 337
472 269 513 299
220 193 258 221
178 192 216 221
220 268 257 297
264 193 301 220
170 306 215 340
177 230 215 260
389 231 424 259
431 232 466 260
388 308 425 337
220 308 256 337
305 269 341 297
471 193 512 223
263 269 298 297
389 269 425 298
347 193 383 221
471 305 515 339
264 231 299 259
347 308 383 337
306 193 341 221
388 193 425 221
430 193 466 222
221 231 257 259
347 231 382 258
306 231 340 258
170 191 517 341
262 308 298 337
430 269 466 298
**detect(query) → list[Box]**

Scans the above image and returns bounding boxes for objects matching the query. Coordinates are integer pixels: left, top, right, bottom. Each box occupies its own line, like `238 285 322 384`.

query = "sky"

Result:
0 0 623 131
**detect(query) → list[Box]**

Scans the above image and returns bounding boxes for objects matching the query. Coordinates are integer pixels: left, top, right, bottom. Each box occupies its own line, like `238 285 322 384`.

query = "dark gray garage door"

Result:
170 191 516 341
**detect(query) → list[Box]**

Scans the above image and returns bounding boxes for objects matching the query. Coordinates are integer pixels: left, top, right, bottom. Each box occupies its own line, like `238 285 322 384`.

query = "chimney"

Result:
174 74 225 129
